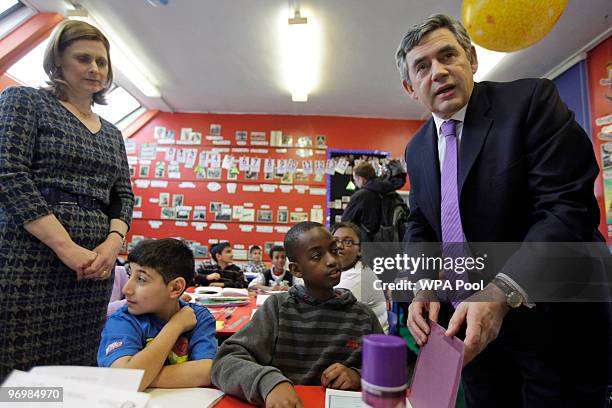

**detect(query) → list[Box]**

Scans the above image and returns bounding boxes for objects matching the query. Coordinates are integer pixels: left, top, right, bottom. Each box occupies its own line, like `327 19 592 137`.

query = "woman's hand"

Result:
55 242 98 280
82 234 123 280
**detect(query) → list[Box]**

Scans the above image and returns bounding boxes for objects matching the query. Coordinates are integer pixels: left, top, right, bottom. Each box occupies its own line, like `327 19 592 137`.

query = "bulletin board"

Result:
124 125 330 261
121 112 424 261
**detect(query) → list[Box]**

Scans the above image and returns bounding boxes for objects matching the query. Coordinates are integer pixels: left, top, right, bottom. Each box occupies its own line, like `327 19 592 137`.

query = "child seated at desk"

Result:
248 245 303 291
97 238 217 391
243 245 267 275
212 222 383 406
194 242 247 288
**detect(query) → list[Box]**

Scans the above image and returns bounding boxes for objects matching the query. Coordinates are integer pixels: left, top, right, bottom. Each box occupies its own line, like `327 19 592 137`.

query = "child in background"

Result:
331 222 389 333
97 239 217 391
194 242 247 288
212 222 383 406
248 245 303 291
243 245 267 276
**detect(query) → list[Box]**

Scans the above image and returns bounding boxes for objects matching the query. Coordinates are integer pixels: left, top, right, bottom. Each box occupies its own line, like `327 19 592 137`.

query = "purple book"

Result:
408 320 464 408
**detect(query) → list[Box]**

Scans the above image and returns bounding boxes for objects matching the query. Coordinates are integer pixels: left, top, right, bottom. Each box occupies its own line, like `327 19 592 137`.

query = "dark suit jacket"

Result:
404 79 607 300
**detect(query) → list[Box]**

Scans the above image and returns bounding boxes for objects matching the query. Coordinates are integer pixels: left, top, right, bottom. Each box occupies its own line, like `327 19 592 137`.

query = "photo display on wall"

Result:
125 123 330 260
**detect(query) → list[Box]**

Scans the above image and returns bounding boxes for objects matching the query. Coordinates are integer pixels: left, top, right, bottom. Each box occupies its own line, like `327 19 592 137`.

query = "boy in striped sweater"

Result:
212 222 384 407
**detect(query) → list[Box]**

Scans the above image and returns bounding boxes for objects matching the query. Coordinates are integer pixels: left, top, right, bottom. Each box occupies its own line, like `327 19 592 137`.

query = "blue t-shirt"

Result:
97 300 217 367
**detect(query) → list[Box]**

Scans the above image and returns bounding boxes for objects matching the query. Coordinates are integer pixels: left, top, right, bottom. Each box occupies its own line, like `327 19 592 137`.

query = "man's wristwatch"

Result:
491 277 523 308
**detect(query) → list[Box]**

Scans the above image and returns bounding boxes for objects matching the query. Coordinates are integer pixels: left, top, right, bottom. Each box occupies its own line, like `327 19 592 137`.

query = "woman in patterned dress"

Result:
0 20 134 380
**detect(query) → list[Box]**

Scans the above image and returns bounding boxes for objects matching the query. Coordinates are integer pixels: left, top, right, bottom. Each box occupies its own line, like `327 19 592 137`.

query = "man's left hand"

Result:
445 284 511 366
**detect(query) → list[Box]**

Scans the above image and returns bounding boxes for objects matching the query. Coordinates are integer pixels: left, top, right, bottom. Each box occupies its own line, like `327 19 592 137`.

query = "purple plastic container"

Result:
362 334 407 408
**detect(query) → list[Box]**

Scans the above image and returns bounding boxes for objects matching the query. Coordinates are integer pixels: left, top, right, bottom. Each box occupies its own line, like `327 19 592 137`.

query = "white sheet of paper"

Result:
145 388 224 408
256 295 271 306
135 179 150 188
3 370 149 408
210 223 228 230
256 225 274 233
30 366 143 392
149 220 163 229
192 222 207 231
324 389 362 408
310 188 327 195
150 180 168 188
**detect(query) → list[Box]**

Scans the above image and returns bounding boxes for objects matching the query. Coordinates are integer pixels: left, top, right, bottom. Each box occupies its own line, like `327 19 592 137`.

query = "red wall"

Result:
587 35 611 242
127 112 423 260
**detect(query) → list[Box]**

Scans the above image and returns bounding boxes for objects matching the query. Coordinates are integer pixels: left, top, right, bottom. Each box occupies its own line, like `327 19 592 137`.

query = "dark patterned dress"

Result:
0 87 134 380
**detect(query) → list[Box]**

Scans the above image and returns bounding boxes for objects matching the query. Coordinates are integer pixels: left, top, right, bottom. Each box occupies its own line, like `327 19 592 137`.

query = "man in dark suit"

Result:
396 14 610 407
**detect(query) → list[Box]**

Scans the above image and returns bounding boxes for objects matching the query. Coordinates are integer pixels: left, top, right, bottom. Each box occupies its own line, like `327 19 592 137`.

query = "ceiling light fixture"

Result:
66 2 161 98
282 1 319 102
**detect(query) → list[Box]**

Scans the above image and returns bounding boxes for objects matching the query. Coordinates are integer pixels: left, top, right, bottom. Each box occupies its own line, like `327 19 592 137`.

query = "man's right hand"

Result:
265 382 303 408
207 273 221 281
407 290 440 346
169 306 197 333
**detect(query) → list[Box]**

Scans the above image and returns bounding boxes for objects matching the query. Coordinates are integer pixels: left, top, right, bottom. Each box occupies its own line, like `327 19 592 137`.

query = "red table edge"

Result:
214 385 326 408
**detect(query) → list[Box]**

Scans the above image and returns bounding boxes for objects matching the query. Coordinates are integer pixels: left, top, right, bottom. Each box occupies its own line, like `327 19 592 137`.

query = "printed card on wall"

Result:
250 131 267 145
210 152 222 168
250 157 262 173
325 159 336 175
601 142 612 169
165 147 177 162
314 160 325 175
302 160 313 174
154 126 166 140
139 144 157 160
154 162 165 178
264 158 275 173
235 131 248 144
198 151 209 168
176 148 187 164
239 156 250 171
180 128 192 142
184 149 198 168
276 159 287 174
125 140 136 154
270 130 282 146
210 124 222 136
310 208 324 224
335 158 350 174
287 159 298 174
221 155 235 170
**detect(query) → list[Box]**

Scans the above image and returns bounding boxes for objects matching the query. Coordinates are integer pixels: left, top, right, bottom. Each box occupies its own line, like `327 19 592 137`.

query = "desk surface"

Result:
186 287 257 337
214 386 326 408
216 296 257 336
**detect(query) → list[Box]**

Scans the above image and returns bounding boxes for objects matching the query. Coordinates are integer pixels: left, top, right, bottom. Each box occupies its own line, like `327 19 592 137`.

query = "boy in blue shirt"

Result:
98 238 216 391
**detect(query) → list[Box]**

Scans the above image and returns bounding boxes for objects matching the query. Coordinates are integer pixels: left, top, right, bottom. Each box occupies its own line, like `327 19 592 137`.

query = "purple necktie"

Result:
440 120 470 307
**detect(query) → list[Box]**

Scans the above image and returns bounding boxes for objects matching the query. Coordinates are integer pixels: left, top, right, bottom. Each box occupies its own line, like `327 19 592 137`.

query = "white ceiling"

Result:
23 0 612 119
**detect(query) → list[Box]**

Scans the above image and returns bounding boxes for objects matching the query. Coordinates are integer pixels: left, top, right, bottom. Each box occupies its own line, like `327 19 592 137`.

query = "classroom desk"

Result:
214 386 326 408
185 287 257 337
216 296 257 337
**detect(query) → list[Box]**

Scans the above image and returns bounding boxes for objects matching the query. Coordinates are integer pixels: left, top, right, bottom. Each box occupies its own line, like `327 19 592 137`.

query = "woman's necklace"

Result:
68 101 94 118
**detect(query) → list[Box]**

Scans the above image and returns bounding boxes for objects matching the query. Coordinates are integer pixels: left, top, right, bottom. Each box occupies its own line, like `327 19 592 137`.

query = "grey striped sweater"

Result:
211 285 384 404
